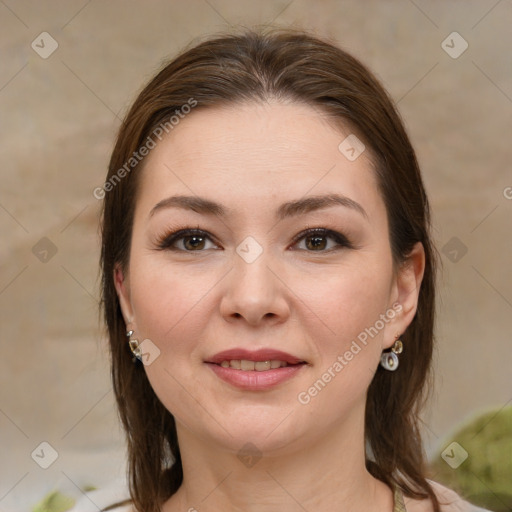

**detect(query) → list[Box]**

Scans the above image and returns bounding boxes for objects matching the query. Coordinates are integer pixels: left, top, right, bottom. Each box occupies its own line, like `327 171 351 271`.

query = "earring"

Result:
380 335 403 371
126 329 142 362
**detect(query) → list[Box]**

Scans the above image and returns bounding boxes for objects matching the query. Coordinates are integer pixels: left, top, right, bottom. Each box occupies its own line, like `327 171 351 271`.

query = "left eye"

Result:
291 228 352 252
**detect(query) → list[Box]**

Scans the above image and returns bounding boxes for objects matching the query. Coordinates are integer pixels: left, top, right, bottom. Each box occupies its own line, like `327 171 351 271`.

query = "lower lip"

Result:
205 363 306 390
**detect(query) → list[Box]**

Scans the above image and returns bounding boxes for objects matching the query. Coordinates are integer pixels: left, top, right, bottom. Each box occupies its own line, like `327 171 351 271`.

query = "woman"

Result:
95 29 490 512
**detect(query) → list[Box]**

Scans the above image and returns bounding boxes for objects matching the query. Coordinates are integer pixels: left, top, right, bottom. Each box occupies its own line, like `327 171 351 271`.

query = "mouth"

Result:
204 348 308 390
205 348 306 367
216 359 304 371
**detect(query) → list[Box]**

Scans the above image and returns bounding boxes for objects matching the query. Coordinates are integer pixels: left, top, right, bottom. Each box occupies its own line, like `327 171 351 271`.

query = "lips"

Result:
206 348 305 366
205 348 307 390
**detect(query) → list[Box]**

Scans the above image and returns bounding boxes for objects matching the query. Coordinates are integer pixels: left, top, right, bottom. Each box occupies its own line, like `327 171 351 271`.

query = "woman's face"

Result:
115 100 423 456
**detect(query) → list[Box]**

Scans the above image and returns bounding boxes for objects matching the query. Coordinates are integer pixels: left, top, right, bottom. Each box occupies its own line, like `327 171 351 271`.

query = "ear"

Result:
383 242 425 349
113 263 135 327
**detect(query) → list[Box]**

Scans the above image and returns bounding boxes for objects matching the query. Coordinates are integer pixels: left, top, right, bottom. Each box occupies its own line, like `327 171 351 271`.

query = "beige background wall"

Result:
1 1 511 510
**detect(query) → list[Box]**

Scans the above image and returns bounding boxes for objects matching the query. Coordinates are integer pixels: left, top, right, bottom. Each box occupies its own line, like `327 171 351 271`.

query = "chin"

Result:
178 404 307 456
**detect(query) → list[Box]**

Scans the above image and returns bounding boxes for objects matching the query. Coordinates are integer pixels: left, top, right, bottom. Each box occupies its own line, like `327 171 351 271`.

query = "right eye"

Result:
156 228 220 252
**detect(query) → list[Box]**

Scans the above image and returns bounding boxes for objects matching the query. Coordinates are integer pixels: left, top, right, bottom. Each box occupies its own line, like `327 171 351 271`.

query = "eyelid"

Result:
289 227 354 251
155 227 220 251
155 226 354 252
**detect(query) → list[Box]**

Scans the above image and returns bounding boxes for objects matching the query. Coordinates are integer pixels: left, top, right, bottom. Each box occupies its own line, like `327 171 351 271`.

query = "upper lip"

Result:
206 348 305 365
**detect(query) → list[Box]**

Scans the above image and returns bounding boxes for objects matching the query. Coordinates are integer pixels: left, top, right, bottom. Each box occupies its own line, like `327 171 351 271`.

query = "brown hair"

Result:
100 28 439 512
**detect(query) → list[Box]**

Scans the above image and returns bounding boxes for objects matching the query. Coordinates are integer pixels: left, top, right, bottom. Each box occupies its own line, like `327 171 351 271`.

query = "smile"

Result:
204 348 308 390
206 360 307 390
219 359 292 371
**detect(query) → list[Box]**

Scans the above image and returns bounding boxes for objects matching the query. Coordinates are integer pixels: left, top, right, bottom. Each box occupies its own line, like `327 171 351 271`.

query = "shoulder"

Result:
429 480 492 512
403 481 493 512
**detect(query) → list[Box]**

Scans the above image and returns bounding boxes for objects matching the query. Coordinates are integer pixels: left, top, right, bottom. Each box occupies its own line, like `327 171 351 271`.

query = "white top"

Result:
414 481 491 512
69 478 492 512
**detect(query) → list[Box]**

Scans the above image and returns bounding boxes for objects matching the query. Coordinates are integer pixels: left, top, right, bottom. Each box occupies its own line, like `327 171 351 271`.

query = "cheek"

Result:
292 260 394 409
293 267 392 414
129 259 216 354
294 260 393 346
128 260 217 415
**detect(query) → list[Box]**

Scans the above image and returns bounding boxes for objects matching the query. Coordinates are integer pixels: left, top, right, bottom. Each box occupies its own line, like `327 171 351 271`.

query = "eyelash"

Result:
155 226 354 253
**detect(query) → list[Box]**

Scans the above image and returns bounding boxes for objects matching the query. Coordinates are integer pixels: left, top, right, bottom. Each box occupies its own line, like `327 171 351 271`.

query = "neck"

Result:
163 405 393 512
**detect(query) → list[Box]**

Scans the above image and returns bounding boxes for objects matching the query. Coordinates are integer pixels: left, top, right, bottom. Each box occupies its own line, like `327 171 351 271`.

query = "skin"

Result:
114 100 426 512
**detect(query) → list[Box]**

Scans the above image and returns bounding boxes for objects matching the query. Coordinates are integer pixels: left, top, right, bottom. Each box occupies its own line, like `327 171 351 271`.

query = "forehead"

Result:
136 100 383 221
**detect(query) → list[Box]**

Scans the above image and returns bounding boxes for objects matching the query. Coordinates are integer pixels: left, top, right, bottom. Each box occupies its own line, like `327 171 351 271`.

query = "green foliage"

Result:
32 490 75 512
431 406 512 512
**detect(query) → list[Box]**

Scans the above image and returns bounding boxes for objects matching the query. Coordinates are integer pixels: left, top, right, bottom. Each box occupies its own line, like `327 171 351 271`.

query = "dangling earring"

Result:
380 335 403 371
126 329 142 362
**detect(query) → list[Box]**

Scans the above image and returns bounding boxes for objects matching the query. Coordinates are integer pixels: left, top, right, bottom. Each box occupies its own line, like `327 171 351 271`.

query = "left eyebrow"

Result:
148 193 368 221
276 193 368 221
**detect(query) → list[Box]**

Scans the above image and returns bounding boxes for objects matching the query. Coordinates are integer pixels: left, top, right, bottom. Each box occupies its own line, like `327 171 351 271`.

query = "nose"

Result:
219 248 290 327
